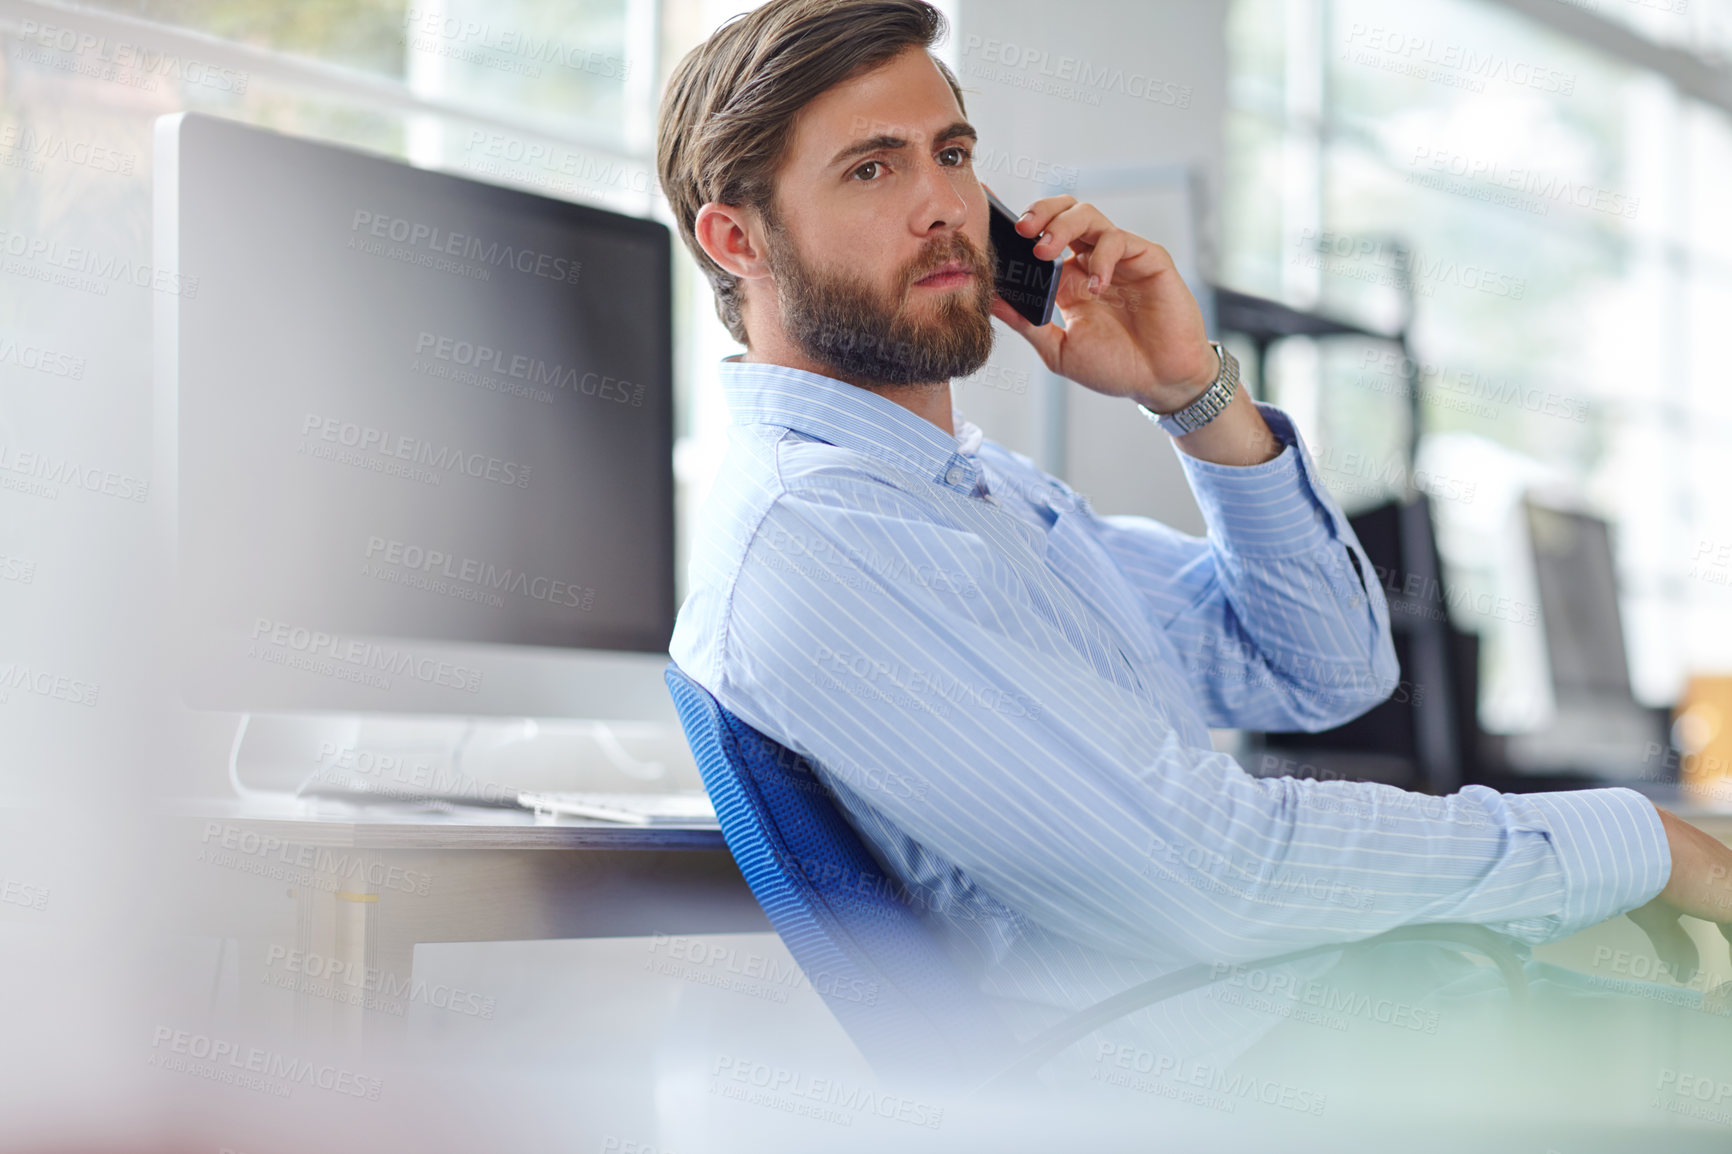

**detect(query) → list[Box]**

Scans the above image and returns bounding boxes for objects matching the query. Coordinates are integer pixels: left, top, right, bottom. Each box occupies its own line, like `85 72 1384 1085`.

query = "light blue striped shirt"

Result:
670 356 1671 1065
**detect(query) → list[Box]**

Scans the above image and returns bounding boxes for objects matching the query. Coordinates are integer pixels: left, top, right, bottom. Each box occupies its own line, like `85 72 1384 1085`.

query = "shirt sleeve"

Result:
1086 402 1400 732
707 466 1672 967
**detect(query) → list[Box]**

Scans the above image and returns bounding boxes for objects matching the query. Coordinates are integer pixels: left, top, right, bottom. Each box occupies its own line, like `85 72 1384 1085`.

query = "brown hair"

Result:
656 0 967 346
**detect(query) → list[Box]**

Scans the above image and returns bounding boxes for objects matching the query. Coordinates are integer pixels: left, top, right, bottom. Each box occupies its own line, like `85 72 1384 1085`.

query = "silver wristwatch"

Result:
1138 341 1240 436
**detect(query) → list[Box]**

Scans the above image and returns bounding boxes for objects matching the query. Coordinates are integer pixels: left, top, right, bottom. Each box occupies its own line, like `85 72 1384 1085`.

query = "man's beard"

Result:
762 214 996 388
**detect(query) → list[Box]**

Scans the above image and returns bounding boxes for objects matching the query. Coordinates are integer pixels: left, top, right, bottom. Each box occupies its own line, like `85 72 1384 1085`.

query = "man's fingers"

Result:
1629 900 1702 985
1077 230 1130 291
1052 256 1104 311
1013 194 1078 242
1031 202 1115 262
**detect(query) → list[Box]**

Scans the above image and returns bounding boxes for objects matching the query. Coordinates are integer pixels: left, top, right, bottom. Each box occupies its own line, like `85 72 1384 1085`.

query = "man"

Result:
656 0 1732 1094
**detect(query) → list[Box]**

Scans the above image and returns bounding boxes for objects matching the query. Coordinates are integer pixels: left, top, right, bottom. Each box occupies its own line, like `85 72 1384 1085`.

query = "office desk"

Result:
162 798 768 1054
158 791 1732 1057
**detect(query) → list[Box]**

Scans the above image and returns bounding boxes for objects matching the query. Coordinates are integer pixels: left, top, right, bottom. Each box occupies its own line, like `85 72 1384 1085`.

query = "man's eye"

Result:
938 146 972 166
851 160 883 181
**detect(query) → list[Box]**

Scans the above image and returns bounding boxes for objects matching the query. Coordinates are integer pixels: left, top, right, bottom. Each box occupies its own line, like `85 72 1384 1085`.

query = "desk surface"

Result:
163 784 1732 853
166 796 727 851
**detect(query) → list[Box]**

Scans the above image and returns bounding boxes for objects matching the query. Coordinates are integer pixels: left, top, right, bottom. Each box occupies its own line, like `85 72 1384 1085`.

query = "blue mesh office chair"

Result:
664 661 1529 1095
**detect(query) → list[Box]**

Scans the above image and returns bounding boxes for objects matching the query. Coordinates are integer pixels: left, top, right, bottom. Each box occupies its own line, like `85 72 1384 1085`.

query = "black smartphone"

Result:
984 185 1062 327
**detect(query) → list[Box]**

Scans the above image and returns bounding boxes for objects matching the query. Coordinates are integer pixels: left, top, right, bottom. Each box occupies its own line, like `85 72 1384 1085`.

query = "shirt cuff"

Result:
1499 785 1672 939
1172 402 1340 559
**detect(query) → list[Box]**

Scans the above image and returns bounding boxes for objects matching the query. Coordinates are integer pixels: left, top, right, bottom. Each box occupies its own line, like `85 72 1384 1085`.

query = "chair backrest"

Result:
664 662 1017 1081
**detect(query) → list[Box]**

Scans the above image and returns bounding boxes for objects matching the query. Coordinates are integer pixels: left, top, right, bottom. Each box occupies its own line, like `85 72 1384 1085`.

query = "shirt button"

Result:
945 466 965 486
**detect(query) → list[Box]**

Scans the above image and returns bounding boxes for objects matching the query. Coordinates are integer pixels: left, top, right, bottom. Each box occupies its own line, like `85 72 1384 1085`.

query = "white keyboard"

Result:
517 790 716 825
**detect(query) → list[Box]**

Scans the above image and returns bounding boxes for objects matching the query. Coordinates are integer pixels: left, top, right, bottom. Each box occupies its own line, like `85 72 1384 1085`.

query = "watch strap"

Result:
1139 341 1240 436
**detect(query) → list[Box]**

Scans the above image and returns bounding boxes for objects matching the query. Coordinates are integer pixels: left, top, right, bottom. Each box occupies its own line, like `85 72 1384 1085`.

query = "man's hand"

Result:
989 194 1281 466
1626 806 1732 985
988 194 1215 410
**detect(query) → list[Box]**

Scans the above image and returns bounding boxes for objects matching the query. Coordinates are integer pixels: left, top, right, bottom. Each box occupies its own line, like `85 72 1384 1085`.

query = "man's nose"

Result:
912 162 969 233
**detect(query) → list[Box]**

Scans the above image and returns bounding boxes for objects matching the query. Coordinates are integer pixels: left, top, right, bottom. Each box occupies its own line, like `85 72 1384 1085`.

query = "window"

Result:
1224 0 1732 722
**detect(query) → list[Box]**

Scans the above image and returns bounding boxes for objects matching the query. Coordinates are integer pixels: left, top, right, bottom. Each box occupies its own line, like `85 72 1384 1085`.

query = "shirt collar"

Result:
719 357 984 495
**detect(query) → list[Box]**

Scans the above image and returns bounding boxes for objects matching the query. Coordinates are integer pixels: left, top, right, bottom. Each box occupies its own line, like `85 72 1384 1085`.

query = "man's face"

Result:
758 45 994 386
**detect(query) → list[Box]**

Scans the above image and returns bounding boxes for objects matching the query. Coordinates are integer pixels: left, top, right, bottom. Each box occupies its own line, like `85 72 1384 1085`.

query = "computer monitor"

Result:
1526 501 1632 700
153 112 676 727
1502 498 1662 778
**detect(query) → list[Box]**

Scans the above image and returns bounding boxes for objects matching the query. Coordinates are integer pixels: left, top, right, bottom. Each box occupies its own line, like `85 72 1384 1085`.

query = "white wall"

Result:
950 0 1228 535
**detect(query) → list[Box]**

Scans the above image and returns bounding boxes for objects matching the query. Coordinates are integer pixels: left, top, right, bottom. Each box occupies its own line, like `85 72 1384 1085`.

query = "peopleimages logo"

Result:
200 821 435 896
350 210 582 286
1308 444 1477 506
0 875 49 911
0 330 85 378
1142 832 1374 911
148 1026 382 1101
403 7 633 80
959 36 1193 109
299 412 531 489
1092 1042 1327 1116
760 524 979 598
811 645 1041 719
1355 347 1589 423
311 741 516 806
0 225 200 297
0 122 134 175
247 617 483 694
1294 229 1526 300
363 536 596 610
0 661 100 707
644 933 808 1005
413 331 644 406
263 945 495 1018
1408 145 1640 220
0 442 148 502
15 19 249 93
1207 960 1441 1034
462 131 665 204
1341 23 1576 95
710 1055 943 1129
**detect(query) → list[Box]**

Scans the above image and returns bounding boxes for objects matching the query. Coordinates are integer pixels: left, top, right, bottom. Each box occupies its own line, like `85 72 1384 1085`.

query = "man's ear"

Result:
694 203 772 283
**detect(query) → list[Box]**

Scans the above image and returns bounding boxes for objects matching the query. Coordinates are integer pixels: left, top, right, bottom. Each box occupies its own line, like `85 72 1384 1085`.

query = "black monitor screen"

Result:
1526 501 1631 700
174 113 675 657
